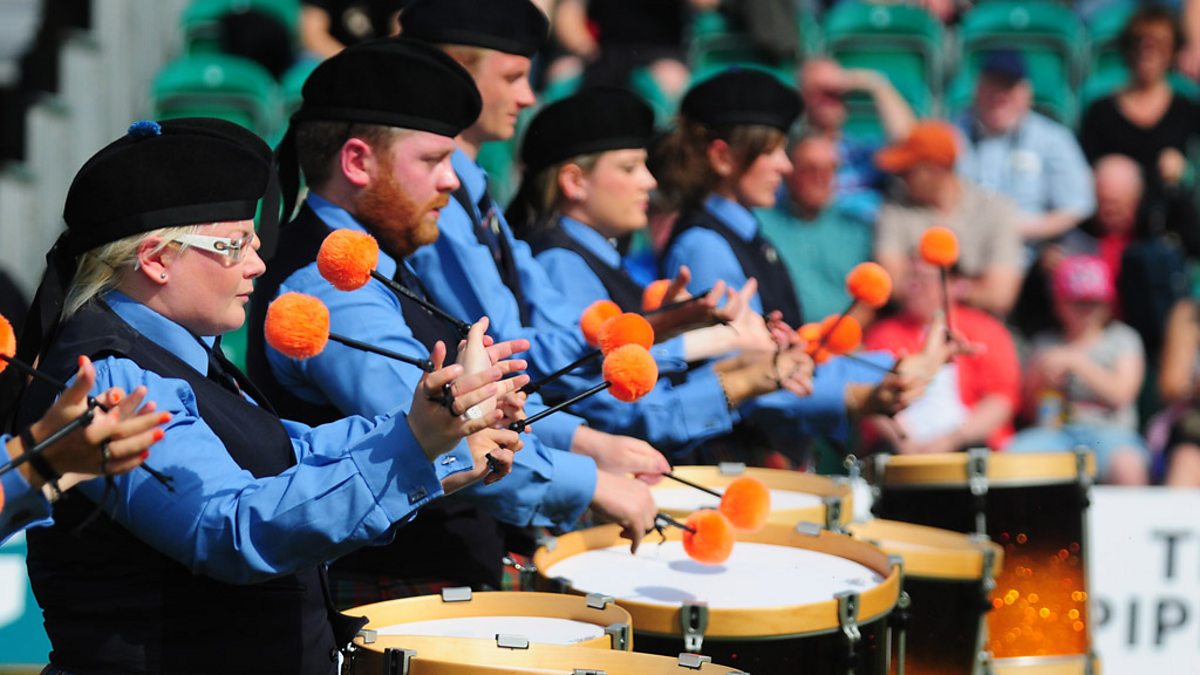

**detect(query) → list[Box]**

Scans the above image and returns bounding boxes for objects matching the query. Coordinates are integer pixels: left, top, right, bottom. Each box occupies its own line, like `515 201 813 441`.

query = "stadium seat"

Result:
182 0 300 54
280 57 317 119
1077 64 1200 115
822 2 944 96
945 49 1076 124
152 53 280 137
1086 0 1136 75
832 50 934 139
957 1 1086 86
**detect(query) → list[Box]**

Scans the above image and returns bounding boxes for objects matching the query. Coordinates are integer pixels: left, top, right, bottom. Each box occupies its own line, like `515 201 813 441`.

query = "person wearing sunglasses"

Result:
7 116 517 675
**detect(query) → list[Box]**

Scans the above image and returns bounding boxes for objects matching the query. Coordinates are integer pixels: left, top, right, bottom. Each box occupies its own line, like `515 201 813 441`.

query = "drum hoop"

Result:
990 651 1098 673
873 452 1096 488
533 523 900 638
654 466 854 527
345 591 632 653
848 520 1004 580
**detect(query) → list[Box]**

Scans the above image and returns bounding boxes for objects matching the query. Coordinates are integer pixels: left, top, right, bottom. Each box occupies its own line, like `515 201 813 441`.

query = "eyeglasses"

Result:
172 232 255 263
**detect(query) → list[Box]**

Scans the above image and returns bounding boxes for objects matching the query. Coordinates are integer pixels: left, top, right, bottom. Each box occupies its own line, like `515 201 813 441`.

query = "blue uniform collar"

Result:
306 193 399 279
451 148 487 206
105 291 215 375
559 216 621 269
704 194 759 242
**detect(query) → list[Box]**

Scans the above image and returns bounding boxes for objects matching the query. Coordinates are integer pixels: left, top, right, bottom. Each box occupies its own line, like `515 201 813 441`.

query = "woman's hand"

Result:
409 342 529 460
20 356 170 490
441 428 522 494
571 428 670 484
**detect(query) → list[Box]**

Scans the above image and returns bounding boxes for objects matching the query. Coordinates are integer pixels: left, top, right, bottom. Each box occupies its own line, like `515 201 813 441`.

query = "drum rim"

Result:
346 591 632 653
653 465 854 527
990 651 1099 674
872 451 1096 488
533 523 900 638
848 519 1004 580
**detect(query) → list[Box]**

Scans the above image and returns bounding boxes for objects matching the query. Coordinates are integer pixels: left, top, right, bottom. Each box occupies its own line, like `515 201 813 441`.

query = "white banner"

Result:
1091 486 1200 672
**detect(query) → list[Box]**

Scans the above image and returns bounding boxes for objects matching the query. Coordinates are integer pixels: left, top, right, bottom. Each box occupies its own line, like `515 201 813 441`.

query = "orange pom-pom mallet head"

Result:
318 229 380 291
0 314 14 376
580 300 622 347
265 292 330 360
720 476 771 532
919 226 959 268
602 344 659 402
846 262 893 309
682 509 736 565
598 313 655 354
820 314 862 355
798 322 832 364
642 279 671 312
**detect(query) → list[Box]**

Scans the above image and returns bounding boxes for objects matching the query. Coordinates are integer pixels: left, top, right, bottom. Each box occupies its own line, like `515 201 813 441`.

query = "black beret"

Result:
400 0 549 57
681 69 802 132
521 88 655 175
294 37 481 136
63 118 272 255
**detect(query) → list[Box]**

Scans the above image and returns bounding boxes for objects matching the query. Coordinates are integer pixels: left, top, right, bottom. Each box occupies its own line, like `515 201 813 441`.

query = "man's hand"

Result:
590 470 658 553
442 428 521 493
572 427 670 483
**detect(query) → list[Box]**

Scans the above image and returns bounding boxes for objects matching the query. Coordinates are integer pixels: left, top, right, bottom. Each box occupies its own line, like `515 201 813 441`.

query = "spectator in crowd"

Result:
874 121 1024 316
300 0 406 58
1007 255 1149 486
1079 6 1200 200
864 259 1020 454
551 0 716 101
957 50 1094 264
756 134 873 321
1156 297 1200 485
1182 0 1200 79
799 57 916 222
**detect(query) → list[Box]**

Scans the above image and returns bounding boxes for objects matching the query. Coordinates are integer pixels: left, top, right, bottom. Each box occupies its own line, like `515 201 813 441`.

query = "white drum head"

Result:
544 541 883 609
376 616 605 644
652 487 822 513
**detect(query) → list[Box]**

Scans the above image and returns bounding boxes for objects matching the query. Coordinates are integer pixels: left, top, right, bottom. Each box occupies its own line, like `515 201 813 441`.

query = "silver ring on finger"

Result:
462 405 483 421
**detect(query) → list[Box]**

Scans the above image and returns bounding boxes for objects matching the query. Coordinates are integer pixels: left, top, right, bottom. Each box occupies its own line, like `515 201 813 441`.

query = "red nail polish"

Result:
111 392 122 404
139 450 150 461
158 412 172 424
78 355 86 368
152 429 165 442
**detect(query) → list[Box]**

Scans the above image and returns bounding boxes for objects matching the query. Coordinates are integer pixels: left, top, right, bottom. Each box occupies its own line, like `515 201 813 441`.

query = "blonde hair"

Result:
439 44 490 74
62 224 203 319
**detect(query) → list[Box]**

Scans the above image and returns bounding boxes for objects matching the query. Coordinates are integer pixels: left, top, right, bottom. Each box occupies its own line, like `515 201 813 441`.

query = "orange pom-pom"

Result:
820 315 862 356
682 510 735 565
919 226 959 268
0 314 14 376
265 292 330 360
798 322 832 364
598 313 655 354
318 229 380 291
846 262 893 309
720 476 771 532
642 279 671 312
602 344 659 402
580 300 622 347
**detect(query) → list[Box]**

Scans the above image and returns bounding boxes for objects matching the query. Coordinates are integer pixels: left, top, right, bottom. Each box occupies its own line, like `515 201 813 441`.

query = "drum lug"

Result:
1073 445 1094 489
551 575 571 593
382 648 416 675
573 670 605 675
967 448 990 535
677 653 713 670
680 602 709 652
440 586 472 603
357 628 377 645
824 495 845 533
717 462 746 476
496 634 531 650
836 591 862 673
604 622 630 651
795 521 823 536
586 592 614 610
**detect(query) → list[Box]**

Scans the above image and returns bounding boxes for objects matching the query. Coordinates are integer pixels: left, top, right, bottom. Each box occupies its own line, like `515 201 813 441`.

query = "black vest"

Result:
665 205 805 327
18 301 346 675
527 222 645 313
452 185 531 326
247 203 505 590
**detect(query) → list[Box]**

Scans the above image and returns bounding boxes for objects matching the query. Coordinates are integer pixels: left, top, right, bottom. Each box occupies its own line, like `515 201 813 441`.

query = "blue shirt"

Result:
75 292 449 585
0 435 53 544
265 195 596 529
663 195 768 314
534 217 736 452
836 135 886 224
957 111 1095 223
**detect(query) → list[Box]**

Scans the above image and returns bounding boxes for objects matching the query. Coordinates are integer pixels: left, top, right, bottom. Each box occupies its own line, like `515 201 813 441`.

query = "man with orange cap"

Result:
874 121 1024 316
251 37 660 607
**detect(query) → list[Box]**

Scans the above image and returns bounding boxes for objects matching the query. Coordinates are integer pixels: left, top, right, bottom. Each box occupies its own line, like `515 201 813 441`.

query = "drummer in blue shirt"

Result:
0 356 165 543
506 87 832 457
250 38 657 603
9 117 513 675
657 70 953 442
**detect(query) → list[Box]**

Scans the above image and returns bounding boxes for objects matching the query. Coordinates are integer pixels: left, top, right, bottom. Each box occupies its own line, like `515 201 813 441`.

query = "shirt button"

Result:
408 487 428 504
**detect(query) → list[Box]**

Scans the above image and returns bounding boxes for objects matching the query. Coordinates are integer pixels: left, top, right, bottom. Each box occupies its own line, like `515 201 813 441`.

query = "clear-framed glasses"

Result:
172 232 255 263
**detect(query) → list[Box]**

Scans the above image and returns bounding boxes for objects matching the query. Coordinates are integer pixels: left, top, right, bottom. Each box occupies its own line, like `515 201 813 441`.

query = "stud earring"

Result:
160 273 167 280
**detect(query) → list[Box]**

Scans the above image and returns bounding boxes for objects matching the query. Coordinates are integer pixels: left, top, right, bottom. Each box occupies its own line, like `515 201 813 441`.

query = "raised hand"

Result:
441 428 522 494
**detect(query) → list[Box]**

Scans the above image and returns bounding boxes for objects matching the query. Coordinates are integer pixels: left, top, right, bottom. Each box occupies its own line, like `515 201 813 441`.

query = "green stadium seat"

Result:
1077 64 1200 115
1086 0 1136 75
152 53 280 138
832 49 933 138
945 49 1076 124
280 57 318 119
689 32 795 84
182 0 300 54
822 2 944 95
957 1 1086 86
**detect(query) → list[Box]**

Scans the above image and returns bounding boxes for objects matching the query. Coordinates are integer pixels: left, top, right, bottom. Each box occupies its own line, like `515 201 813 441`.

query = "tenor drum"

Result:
533 522 900 673
870 450 1096 670
848 519 1003 674
653 463 853 529
344 635 745 674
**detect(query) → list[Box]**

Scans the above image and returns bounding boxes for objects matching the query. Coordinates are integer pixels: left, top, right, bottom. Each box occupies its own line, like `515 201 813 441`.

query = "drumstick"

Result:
919 227 960 340
654 512 696 534
661 471 722 498
523 312 655 396
642 288 712 316
511 345 659 432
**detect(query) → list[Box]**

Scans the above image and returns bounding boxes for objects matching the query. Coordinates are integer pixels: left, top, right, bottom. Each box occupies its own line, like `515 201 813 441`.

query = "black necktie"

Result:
208 340 277 415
